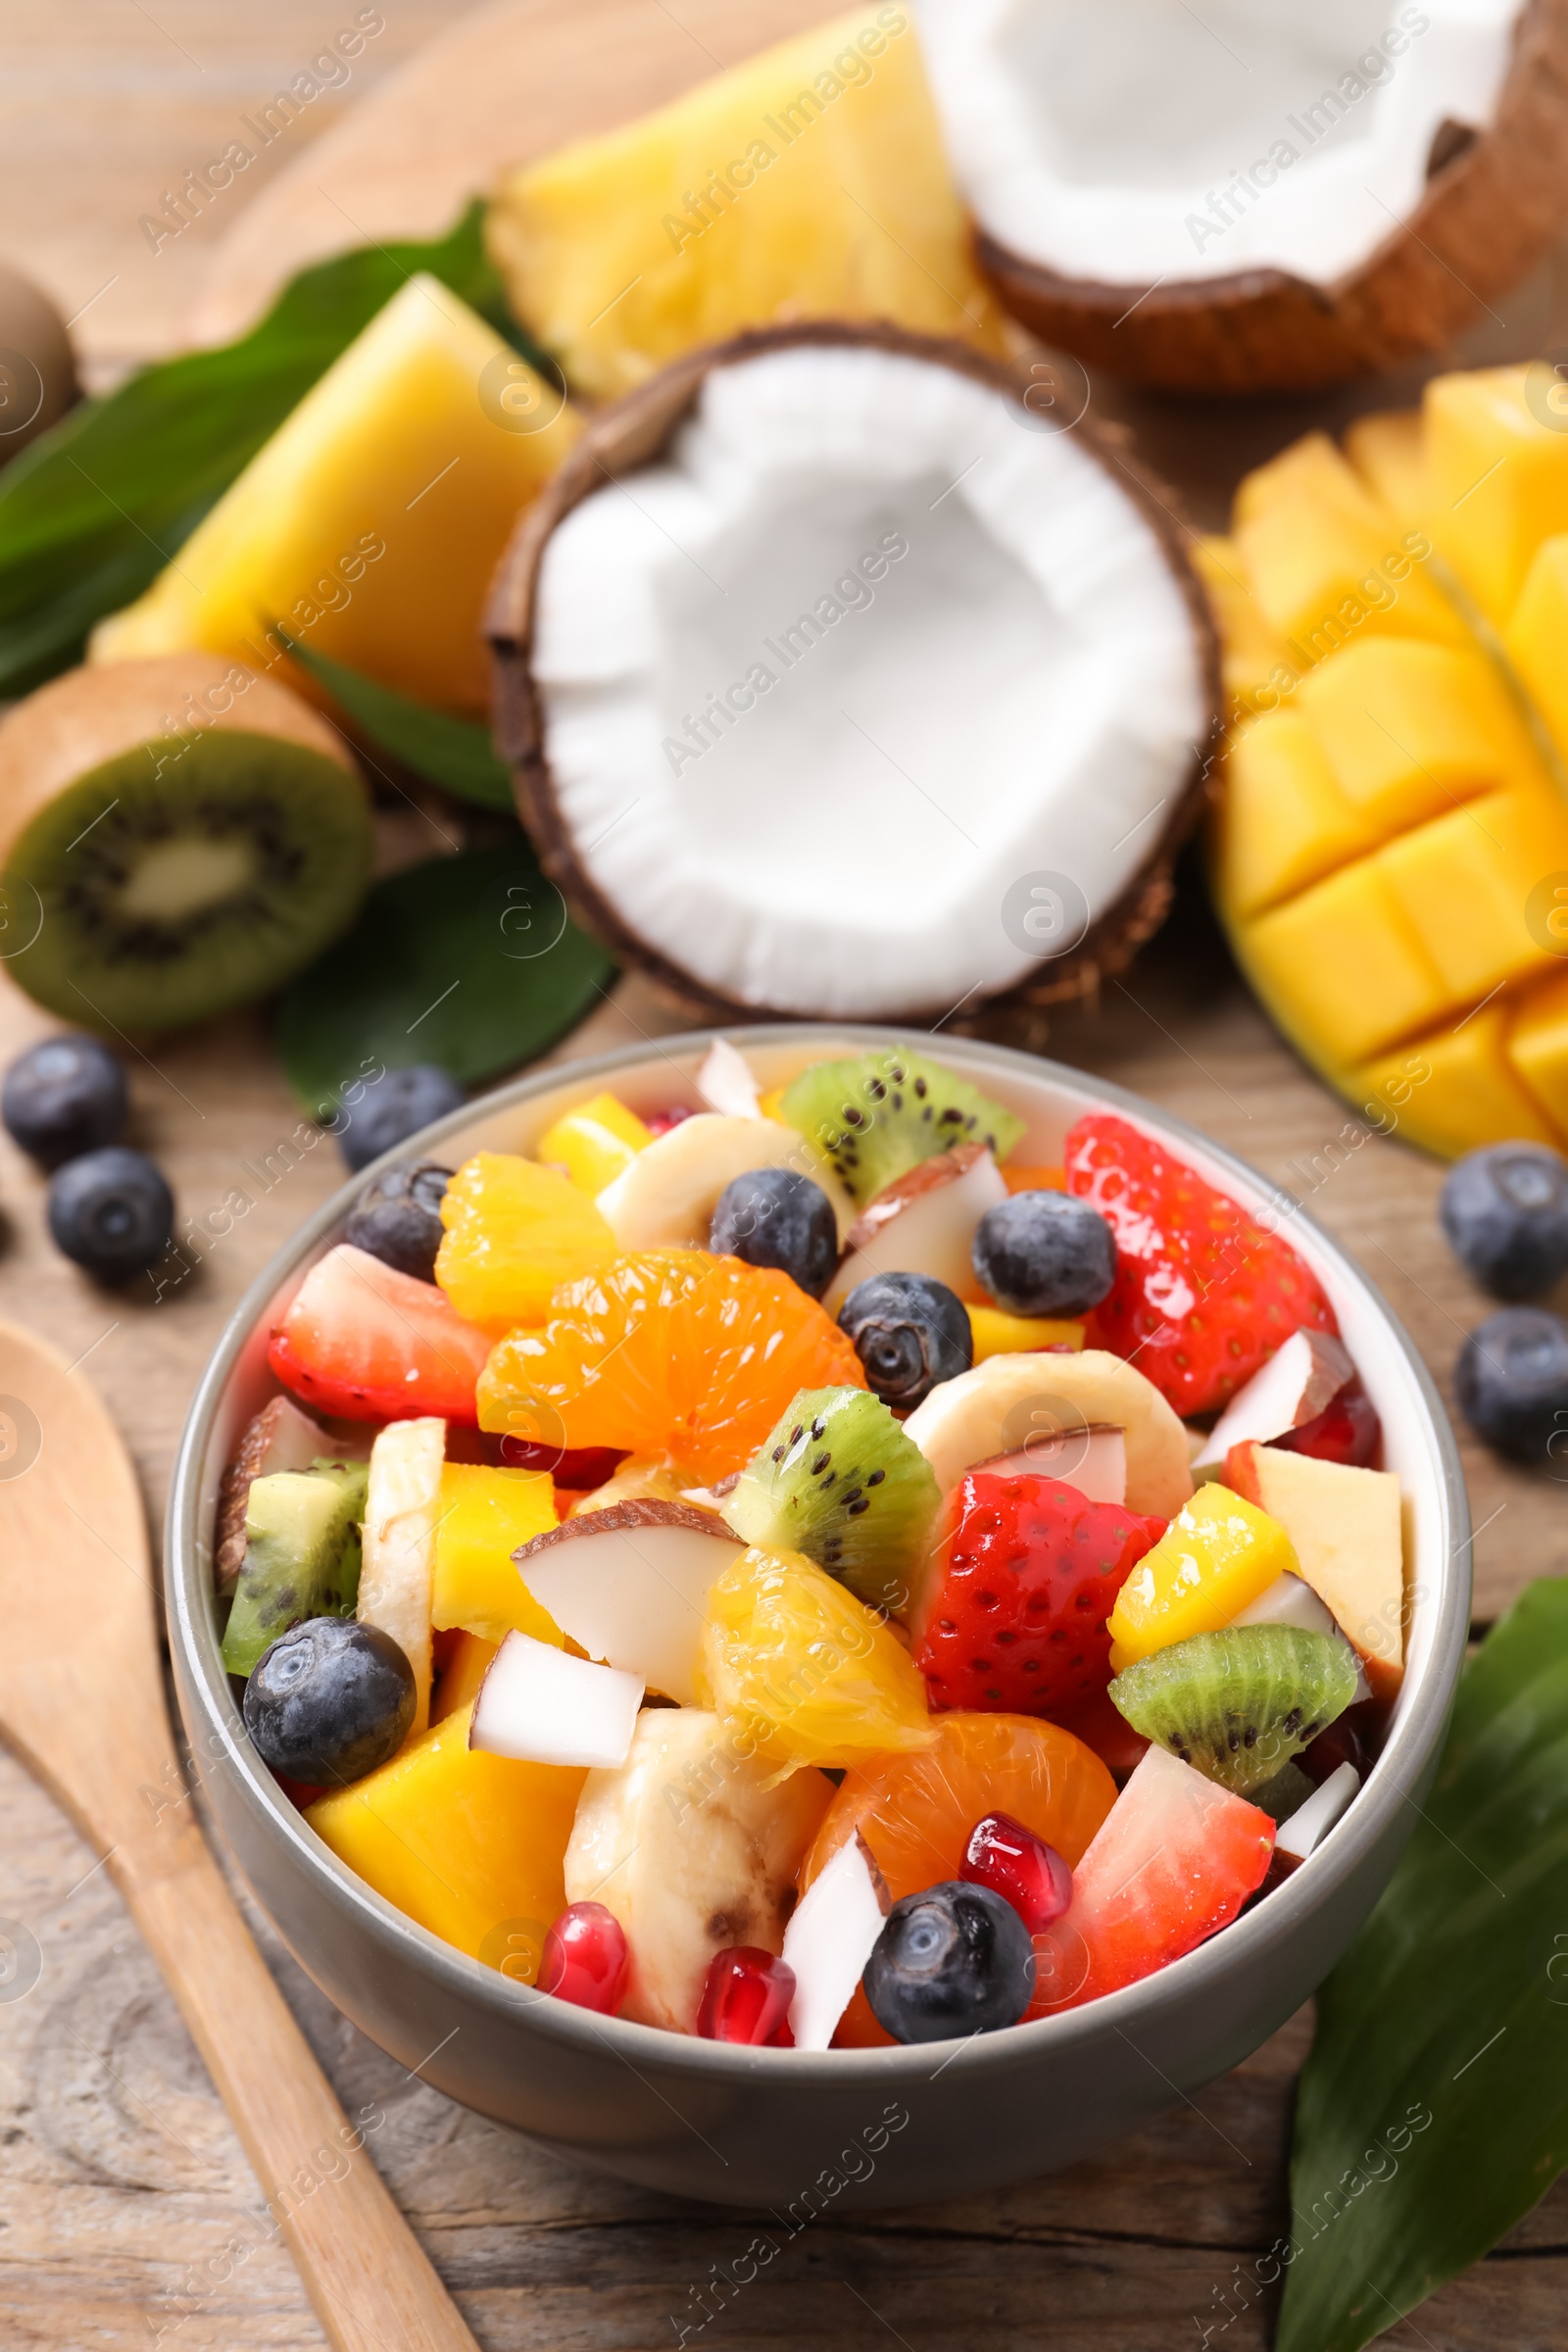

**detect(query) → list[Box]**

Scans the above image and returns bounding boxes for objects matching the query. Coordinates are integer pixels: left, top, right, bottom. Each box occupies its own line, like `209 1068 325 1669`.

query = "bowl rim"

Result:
167 1023 1471 2083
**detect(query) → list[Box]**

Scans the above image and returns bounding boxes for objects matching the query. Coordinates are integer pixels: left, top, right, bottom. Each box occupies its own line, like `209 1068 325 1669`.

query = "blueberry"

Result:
1441 1143 1568 1300
710 1167 838 1297
1455 1306 1568 1463
48 1147 172 1280
839 1271 972 1409
243 1617 416 1787
971 1190 1116 1317
345 1159 453 1282
863 1881 1035 2044
340 1065 465 1172
2 1034 126 1169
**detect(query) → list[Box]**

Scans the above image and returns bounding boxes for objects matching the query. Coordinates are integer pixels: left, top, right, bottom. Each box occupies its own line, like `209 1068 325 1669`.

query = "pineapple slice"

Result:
91 275 581 716
486 5 1007 401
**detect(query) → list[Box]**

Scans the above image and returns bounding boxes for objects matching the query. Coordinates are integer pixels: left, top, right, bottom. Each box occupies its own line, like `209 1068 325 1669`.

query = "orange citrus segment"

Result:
436 1152 615 1337
476 1250 865 1485
799 1709 1117 2046
697 1544 934 1779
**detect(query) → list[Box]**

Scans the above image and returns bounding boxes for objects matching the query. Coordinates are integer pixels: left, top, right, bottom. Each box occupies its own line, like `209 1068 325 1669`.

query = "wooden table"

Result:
1 6 1565 2343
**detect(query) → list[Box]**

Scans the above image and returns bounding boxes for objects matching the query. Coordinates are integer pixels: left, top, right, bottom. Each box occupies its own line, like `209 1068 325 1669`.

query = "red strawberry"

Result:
269 1243 492 1423
1065 1112 1337 1417
913 1471 1165 1719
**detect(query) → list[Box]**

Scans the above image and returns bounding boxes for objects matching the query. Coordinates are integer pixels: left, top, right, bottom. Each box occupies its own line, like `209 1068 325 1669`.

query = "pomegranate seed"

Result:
538 1902 629 2014
1273 1385 1379 1469
697 1946 796 2044
643 1105 695 1138
960 1811 1073 1933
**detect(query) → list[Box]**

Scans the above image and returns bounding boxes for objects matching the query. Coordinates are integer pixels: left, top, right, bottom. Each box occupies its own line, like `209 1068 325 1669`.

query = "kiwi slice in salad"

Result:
1108 1625 1357 1797
780 1048 1025 1206
0 656 372 1031
221 1458 368 1679
724 1385 940 1618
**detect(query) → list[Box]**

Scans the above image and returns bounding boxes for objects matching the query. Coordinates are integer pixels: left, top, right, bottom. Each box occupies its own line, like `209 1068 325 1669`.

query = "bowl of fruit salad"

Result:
167 1029 1468 2209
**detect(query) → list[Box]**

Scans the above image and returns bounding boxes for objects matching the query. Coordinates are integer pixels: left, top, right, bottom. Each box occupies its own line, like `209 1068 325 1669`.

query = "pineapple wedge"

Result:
487 4 1008 401
91 275 581 717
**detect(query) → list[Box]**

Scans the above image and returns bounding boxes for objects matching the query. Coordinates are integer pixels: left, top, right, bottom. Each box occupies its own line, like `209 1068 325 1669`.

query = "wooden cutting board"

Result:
2 6 1566 2344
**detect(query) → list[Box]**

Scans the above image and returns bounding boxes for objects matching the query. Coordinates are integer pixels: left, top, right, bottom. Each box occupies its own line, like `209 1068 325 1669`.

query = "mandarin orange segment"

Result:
437 1152 615 1336
798 1710 1116 2046
476 1250 865 1485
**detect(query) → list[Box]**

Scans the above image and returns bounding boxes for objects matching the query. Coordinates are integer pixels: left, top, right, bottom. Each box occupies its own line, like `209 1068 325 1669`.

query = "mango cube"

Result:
487 6 1006 401
1504 534 1568 765
1426 365 1568 624
1297 639 1536 832
1241 860 1448 1066
1214 708 1371 919
91 277 581 717
306 1703 584 1967
536 1091 652 1195
1235 481 1462 662
1107 1485 1298 1673
966 1304 1085 1362
1377 787 1568 1003
430 1630 500 1725
1506 973 1568 1135
1358 1005 1556 1159
431 1463 562 1643
1343 409 1428 527
1192 536 1295 712
436 1151 614 1335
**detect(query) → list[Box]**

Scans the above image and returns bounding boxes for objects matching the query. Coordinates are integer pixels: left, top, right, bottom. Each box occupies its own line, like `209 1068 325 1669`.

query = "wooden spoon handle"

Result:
123 1823 480 2352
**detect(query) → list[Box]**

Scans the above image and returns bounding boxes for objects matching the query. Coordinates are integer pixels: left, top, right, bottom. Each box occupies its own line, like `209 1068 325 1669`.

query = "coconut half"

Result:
490 323 1217 1024
913 0 1568 391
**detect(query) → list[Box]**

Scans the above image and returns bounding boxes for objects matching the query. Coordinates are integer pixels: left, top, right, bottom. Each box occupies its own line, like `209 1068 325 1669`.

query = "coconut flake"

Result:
695 1038 762 1120
782 1832 891 2052
469 1631 644 1768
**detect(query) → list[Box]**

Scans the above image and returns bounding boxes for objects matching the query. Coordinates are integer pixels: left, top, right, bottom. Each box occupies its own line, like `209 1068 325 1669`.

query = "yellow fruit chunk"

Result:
436 1152 614 1336
431 1463 561 1643
1234 431 1384 532
698 1544 934 1776
1426 366 1568 624
1505 974 1568 1136
1106 1486 1298 1673
1344 410 1427 528
1360 1005 1557 1160
306 1703 584 1968
430 1631 499 1725
536 1092 652 1195
487 5 1006 401
1504 535 1568 767
1241 861 1448 1067
1297 639 1535 834
966 1303 1084 1362
1213 708 1371 920
1379 788 1568 1004
1235 455 1462 662
92 276 581 717
1193 537 1294 715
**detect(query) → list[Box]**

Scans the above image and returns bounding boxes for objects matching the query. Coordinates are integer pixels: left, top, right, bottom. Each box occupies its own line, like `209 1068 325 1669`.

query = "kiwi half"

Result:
724 1384 941 1618
780 1048 1025 1206
0 655 371 1031
1108 1625 1357 1798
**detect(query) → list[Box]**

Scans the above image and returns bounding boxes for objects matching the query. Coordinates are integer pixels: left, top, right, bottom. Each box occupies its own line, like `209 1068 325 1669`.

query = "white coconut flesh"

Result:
912 0 1519 287
529 344 1205 1018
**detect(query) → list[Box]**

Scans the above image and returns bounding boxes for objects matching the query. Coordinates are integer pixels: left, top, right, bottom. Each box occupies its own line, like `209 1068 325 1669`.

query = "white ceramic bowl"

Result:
167 1028 1469 2209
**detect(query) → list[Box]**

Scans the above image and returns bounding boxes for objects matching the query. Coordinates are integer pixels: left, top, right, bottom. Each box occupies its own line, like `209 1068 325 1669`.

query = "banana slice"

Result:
358 1415 444 1732
904 1350 1194 1519
564 1709 833 2033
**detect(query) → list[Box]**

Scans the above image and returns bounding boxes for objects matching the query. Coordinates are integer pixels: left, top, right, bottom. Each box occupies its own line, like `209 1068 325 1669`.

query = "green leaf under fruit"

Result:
281 635 514 811
276 834 615 1111
0 203 547 698
1276 1579 1568 2352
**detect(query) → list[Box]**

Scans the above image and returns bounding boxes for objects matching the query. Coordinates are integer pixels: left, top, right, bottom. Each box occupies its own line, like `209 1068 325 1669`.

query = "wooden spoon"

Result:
0 1317 481 2352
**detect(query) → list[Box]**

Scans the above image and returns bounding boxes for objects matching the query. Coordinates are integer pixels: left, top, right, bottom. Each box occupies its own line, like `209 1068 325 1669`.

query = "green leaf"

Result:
281 634 514 811
0 202 549 698
1276 1579 1568 2352
276 834 615 1111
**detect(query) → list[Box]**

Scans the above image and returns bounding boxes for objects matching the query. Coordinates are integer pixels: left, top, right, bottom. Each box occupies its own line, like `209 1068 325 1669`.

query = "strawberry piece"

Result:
913 1471 1165 1719
1065 1112 1337 1417
268 1243 492 1424
1030 1746 1275 2013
